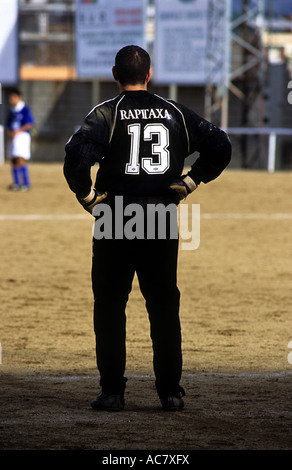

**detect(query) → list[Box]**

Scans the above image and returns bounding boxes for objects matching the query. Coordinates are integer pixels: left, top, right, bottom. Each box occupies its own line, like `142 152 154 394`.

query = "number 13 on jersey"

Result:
125 123 170 175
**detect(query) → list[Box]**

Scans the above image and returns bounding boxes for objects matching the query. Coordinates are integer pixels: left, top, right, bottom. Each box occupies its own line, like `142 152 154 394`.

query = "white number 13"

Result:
125 123 170 175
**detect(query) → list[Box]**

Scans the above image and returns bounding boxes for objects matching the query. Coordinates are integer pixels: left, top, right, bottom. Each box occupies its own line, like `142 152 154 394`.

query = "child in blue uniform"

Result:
5 87 35 191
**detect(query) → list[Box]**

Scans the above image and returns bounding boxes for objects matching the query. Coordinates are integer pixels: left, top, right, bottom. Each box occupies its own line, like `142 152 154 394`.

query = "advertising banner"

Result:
0 0 18 84
153 0 208 84
76 0 146 79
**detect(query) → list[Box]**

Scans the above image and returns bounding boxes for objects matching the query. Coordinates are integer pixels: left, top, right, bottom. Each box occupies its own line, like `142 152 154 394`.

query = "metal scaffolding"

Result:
204 0 231 125
205 0 266 132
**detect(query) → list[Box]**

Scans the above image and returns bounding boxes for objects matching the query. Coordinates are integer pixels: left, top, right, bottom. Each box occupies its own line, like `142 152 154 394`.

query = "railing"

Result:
0 125 4 165
226 127 292 172
0 125 291 171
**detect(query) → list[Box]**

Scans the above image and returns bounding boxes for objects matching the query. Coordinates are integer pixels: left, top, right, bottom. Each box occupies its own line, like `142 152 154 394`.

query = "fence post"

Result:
268 132 277 172
0 125 4 165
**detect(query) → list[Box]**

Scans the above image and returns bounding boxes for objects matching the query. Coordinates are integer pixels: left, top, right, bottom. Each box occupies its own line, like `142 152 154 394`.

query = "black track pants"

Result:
91 227 182 397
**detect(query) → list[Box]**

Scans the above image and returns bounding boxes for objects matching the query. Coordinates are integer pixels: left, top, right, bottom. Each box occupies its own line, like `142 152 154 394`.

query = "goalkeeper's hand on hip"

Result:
77 188 107 214
170 175 197 202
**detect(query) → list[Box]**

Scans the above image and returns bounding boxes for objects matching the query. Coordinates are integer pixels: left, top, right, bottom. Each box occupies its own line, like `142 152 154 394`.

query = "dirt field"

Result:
0 162 292 453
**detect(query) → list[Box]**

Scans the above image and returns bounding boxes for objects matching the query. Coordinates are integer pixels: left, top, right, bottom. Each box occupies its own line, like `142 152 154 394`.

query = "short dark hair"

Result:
8 87 22 97
114 45 150 86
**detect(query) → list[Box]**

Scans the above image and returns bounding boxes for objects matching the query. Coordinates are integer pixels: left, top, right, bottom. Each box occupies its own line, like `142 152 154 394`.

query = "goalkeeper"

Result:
64 45 231 412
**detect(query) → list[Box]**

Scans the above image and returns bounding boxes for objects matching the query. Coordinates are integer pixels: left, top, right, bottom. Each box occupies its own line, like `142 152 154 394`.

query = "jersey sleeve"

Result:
63 105 111 198
178 104 232 185
23 105 35 126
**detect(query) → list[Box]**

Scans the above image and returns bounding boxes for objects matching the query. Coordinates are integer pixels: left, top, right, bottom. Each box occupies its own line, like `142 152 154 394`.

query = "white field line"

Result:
201 213 292 220
0 214 89 221
0 213 291 221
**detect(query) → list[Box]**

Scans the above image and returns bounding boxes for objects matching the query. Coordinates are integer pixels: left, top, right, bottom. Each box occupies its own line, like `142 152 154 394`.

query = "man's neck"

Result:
119 83 147 92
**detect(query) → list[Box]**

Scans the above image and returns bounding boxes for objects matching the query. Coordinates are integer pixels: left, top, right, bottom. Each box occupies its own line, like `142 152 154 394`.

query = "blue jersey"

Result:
6 102 35 133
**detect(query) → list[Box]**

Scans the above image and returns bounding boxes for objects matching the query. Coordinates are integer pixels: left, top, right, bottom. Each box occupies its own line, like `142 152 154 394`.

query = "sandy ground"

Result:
0 162 292 453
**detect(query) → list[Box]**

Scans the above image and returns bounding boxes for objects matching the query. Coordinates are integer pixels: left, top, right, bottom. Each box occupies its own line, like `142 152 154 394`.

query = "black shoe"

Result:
91 391 125 411
160 394 185 411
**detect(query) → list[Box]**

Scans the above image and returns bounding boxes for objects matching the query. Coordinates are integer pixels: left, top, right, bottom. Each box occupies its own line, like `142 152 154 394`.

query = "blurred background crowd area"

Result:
0 0 291 170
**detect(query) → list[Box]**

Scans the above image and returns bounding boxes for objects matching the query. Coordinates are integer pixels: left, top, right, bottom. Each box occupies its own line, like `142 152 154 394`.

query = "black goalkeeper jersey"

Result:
64 90 231 199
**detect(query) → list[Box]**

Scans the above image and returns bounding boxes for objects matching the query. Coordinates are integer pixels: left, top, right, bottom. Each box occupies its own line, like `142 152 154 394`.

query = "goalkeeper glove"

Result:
77 188 107 214
170 175 197 201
